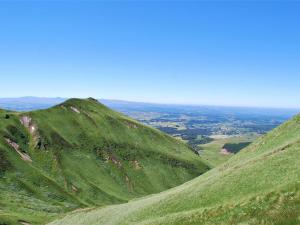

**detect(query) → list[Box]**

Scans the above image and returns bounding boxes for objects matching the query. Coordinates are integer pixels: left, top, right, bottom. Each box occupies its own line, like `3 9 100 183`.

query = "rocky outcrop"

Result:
70 106 80 114
5 138 32 162
20 116 37 134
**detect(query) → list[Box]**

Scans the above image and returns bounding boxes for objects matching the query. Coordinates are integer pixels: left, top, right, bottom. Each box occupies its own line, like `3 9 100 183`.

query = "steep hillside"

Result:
0 98 209 225
49 113 300 225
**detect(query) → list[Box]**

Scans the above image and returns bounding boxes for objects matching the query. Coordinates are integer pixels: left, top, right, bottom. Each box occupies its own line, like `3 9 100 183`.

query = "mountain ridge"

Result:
0 98 209 225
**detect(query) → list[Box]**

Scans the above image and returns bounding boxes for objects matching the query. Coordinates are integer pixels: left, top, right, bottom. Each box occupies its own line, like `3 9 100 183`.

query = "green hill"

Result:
49 112 300 225
0 98 209 225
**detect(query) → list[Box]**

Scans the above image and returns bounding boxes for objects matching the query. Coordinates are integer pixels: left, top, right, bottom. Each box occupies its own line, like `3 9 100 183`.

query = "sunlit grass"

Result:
0 98 209 225
49 113 300 225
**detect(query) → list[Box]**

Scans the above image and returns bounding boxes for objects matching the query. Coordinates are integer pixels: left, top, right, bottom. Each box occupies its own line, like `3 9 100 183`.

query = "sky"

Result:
0 1 300 109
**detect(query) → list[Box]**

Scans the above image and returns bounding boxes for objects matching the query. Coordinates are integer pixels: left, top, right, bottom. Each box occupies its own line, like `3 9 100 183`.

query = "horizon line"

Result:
0 96 300 111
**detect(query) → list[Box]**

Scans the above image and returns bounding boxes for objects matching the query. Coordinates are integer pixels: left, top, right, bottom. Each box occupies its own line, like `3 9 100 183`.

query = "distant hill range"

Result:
0 97 67 111
0 97 299 118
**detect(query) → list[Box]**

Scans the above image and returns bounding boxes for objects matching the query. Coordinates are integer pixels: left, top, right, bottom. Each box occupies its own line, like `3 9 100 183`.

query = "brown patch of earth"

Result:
131 160 142 169
18 220 32 225
220 148 231 155
70 106 80 113
5 138 32 162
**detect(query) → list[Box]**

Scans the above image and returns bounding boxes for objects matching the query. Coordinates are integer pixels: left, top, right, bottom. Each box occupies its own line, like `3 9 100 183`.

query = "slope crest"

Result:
0 98 209 225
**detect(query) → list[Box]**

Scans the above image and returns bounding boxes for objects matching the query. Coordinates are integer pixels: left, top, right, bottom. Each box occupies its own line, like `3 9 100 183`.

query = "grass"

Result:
0 98 209 225
199 135 257 167
49 113 300 225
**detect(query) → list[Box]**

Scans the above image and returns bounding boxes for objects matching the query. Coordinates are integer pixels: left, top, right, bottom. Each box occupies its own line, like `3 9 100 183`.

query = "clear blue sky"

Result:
0 1 299 108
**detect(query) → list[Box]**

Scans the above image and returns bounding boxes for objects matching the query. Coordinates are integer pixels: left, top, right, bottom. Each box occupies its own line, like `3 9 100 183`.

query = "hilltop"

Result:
49 112 300 225
0 98 209 225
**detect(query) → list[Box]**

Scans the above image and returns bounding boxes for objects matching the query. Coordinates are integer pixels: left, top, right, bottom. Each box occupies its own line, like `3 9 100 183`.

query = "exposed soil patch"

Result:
20 115 40 148
109 155 122 167
18 221 32 225
20 116 37 134
72 185 78 193
131 160 142 169
70 106 80 114
101 151 122 167
220 148 231 155
20 116 31 128
5 138 32 162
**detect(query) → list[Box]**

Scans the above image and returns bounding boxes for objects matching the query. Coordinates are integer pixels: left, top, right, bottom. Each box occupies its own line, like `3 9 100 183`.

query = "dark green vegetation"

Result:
49 112 300 225
198 135 257 167
0 98 209 225
223 141 251 153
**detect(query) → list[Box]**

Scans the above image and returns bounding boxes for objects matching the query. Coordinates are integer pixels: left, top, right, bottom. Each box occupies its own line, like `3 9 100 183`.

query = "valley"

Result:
49 111 300 225
0 98 299 225
1 1 299 224
1 97 297 167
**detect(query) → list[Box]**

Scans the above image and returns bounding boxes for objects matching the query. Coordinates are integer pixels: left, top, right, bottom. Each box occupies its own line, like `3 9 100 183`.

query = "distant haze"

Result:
0 97 298 119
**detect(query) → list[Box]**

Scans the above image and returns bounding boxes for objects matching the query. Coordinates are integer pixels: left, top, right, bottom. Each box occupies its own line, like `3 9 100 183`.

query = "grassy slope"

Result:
199 135 257 167
0 98 209 225
49 113 300 225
